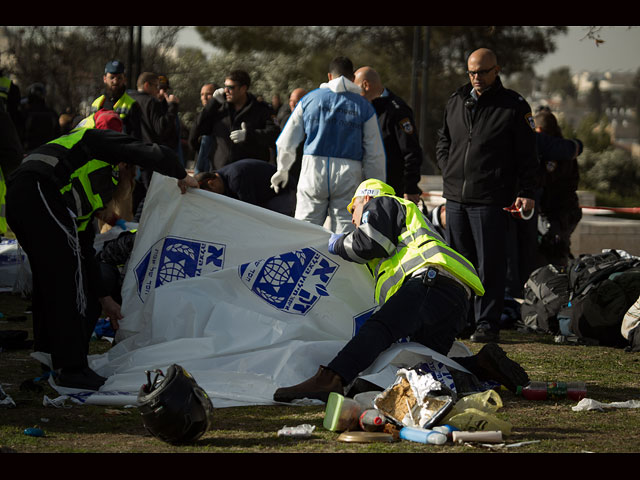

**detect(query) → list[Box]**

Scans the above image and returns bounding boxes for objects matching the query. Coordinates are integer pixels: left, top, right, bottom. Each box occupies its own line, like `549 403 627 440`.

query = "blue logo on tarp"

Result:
134 236 226 302
238 247 338 315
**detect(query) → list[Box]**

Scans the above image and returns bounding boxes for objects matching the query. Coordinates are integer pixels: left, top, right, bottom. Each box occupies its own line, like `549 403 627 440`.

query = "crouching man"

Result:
273 179 528 403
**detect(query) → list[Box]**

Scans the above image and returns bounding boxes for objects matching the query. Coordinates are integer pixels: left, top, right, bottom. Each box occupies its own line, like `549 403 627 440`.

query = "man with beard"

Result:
87 60 142 139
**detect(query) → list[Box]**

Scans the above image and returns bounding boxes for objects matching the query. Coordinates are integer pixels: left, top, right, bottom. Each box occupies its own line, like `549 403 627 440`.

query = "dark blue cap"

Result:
104 60 125 74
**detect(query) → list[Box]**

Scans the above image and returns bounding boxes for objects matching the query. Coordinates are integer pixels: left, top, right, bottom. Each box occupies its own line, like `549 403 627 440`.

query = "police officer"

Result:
354 66 423 203
273 179 529 403
436 48 539 343
5 109 198 391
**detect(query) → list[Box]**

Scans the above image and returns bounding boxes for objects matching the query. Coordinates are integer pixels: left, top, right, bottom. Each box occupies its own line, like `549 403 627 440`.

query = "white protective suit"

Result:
272 76 386 233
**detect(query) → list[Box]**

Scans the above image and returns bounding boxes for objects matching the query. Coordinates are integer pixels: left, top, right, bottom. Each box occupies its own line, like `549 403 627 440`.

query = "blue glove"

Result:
115 218 127 230
328 233 344 254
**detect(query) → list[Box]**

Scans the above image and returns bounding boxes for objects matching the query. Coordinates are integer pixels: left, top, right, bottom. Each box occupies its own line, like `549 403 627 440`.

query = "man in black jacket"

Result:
129 72 180 189
195 158 295 216
189 70 279 170
436 48 539 343
354 66 423 203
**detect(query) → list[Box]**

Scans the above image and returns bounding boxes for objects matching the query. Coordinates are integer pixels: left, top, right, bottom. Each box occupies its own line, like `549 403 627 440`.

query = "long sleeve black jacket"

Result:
190 93 279 170
371 90 423 196
436 77 539 206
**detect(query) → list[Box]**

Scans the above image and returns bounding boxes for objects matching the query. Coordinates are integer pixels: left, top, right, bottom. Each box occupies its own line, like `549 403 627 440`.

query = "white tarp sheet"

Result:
45 173 472 408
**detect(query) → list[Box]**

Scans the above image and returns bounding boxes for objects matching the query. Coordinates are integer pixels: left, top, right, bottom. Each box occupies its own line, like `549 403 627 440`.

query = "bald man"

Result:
354 66 423 203
436 48 539 343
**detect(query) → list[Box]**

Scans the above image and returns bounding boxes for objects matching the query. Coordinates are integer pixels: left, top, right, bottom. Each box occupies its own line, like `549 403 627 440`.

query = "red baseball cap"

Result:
94 108 123 132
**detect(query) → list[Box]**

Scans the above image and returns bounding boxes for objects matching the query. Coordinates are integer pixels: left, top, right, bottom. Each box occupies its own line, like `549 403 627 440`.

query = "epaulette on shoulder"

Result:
504 88 526 102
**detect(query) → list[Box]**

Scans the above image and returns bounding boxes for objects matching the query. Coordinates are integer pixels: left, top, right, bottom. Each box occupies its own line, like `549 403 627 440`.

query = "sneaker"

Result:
55 367 107 391
473 343 529 392
273 366 344 403
470 326 500 343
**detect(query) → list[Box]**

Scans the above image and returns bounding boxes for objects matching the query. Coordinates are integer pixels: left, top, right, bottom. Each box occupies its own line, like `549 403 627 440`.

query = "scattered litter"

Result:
23 427 44 437
452 430 503 443
290 398 325 406
399 426 448 445
323 393 362 432
0 384 16 408
469 440 541 451
43 395 73 408
571 398 640 412
104 408 131 415
40 418 49 423
337 431 395 443
373 367 454 429
359 409 387 432
277 424 316 438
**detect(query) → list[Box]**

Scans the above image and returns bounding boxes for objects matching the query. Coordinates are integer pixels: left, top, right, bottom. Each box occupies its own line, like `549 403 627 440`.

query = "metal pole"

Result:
136 26 142 83
127 26 134 88
420 26 434 174
410 26 420 113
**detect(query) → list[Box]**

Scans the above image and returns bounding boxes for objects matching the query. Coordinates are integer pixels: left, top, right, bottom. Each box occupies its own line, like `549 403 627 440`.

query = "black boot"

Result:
273 366 344 403
55 367 107 391
472 343 529 393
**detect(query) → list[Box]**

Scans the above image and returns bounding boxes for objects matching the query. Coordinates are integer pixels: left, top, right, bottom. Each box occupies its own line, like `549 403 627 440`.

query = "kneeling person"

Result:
273 179 528 403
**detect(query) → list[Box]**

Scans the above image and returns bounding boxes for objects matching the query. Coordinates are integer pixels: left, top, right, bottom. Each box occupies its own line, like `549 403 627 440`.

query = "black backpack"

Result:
519 264 571 334
558 266 640 347
519 250 640 347
567 250 639 297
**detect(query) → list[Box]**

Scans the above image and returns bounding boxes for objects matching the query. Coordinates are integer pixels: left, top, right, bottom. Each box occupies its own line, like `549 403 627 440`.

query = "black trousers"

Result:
6 173 100 370
328 274 469 384
445 200 507 333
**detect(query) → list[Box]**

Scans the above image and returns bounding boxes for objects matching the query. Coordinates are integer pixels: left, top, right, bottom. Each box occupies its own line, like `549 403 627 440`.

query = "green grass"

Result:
1 291 639 454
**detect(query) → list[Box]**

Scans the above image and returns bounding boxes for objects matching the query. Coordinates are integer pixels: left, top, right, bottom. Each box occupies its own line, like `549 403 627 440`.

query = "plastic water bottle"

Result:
516 381 587 401
359 409 386 432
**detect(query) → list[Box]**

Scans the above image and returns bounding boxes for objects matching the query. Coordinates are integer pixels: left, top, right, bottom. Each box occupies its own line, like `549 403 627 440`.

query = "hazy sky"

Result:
174 26 640 77
534 26 640 75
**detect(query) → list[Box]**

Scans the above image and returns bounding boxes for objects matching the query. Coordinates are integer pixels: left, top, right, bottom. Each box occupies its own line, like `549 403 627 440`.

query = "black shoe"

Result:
473 343 529 393
273 366 344 403
55 367 107 391
470 326 500 343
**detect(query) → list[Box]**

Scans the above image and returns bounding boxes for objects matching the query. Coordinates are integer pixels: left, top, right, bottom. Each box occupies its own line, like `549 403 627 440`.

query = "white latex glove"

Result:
212 87 225 103
230 122 247 144
270 170 289 194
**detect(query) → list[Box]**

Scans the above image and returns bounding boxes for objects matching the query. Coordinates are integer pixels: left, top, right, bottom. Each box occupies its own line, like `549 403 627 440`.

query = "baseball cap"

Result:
347 179 395 213
104 60 125 74
94 109 123 132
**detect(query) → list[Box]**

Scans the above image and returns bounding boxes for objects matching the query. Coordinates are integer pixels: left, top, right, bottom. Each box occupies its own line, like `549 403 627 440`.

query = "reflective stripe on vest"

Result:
90 92 136 120
48 130 119 231
0 77 10 102
366 197 484 304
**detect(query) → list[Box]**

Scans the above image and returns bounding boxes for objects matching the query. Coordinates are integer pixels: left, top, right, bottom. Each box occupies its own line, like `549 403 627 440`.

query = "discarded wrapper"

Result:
572 398 640 412
373 367 454 429
0 384 16 408
277 424 316 438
